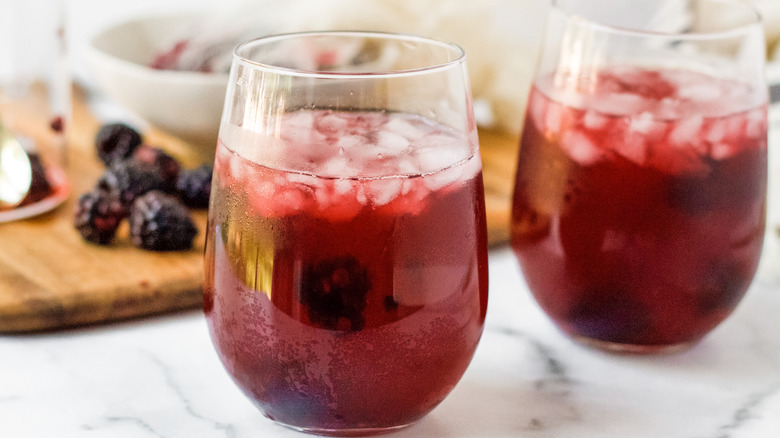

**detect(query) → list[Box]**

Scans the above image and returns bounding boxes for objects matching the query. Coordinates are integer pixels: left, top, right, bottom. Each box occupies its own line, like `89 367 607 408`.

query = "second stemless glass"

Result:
511 0 768 353
204 32 488 435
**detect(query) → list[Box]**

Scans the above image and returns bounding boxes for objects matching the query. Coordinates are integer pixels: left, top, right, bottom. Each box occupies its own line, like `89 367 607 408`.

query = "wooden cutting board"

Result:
0 87 519 333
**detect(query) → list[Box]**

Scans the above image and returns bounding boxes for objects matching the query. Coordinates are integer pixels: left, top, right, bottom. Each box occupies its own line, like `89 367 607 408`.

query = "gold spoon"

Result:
0 124 32 209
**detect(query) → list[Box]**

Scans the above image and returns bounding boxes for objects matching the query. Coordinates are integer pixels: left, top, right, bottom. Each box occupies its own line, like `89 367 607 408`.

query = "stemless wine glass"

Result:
204 31 488 435
511 0 768 353
0 0 70 221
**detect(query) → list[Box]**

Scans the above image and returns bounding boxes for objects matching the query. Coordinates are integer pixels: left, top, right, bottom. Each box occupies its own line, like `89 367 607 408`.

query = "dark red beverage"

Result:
205 110 488 433
511 67 767 351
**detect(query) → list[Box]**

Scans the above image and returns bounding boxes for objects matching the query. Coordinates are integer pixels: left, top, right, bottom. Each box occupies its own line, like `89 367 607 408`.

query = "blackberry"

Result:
74 189 127 245
95 122 142 165
98 159 174 207
20 153 52 205
300 255 371 331
176 164 212 208
128 190 198 251
133 145 181 189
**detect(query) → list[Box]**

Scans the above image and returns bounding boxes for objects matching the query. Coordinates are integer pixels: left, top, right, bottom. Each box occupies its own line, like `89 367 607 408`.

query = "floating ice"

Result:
459 153 482 181
423 163 463 191
613 132 648 165
629 112 663 136
710 142 735 160
314 112 350 136
384 116 430 141
669 116 703 149
705 119 727 144
744 108 767 141
415 142 466 174
560 129 602 166
591 92 647 117
336 134 367 152
678 82 721 104
583 110 609 130
318 155 357 177
366 177 404 206
275 188 309 215
544 100 564 133
284 110 315 130
376 130 410 154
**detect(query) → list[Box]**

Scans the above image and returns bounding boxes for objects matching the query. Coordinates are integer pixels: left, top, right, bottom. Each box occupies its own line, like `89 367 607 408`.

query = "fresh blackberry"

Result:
176 164 212 208
133 145 181 189
95 122 142 165
128 190 198 251
73 189 127 245
300 255 371 331
98 159 173 207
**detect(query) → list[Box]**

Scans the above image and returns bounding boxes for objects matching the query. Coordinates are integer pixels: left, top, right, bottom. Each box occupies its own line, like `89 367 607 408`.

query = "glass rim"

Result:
232 30 466 79
551 0 763 40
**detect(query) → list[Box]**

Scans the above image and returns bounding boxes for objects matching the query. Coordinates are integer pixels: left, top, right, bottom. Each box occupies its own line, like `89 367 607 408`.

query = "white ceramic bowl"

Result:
86 14 229 157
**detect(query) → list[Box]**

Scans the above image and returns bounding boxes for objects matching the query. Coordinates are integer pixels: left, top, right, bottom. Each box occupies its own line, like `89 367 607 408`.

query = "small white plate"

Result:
0 165 70 223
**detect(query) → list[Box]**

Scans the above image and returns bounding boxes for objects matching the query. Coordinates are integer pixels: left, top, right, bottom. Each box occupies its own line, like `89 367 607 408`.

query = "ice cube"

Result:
423 164 463 192
705 119 727 144
678 82 721 104
415 143 466 174
317 179 364 221
544 100 565 133
319 155 357 178
560 130 603 166
337 134 367 152
333 178 354 196
314 111 349 136
367 177 403 206
284 110 315 130
286 171 323 193
630 112 664 136
459 153 482 182
583 110 609 131
669 116 704 149
743 108 767 142
247 179 278 217
710 142 735 160
612 112 663 165
274 188 309 216
396 179 430 216
376 130 410 154
396 157 421 176
591 92 647 117
613 133 648 165
384 116 429 141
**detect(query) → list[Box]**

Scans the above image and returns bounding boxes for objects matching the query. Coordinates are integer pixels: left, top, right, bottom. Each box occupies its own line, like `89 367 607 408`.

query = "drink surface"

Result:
205 109 488 429
511 67 768 348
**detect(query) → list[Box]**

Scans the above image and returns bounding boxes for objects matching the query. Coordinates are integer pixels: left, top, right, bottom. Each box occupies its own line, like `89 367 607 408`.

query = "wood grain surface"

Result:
0 88 519 332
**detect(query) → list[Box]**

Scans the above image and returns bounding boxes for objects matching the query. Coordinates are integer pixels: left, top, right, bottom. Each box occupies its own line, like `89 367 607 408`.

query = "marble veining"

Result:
3 248 780 437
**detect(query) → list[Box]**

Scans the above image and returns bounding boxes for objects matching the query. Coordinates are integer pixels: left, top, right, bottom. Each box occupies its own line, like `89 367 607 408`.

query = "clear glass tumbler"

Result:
204 31 488 435
511 0 768 353
0 0 70 221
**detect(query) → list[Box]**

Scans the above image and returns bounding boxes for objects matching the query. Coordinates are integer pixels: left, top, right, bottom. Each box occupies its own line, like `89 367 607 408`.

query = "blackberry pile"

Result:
74 122 212 251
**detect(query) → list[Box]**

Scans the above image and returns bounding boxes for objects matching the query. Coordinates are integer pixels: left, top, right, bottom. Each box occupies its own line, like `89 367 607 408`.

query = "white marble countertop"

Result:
2 245 780 438
3 1 780 437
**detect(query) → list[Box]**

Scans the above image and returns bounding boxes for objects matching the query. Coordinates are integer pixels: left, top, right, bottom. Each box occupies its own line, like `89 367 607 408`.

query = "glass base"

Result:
571 335 697 354
273 418 416 437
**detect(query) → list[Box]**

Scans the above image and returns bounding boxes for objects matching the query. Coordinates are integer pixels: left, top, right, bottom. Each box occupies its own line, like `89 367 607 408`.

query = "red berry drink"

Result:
511 66 767 351
205 109 488 433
